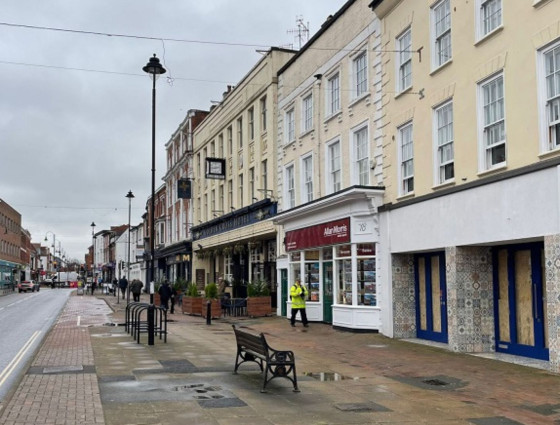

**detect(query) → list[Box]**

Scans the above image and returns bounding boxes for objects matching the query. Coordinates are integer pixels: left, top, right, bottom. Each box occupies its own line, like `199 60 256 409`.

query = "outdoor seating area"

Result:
221 294 247 317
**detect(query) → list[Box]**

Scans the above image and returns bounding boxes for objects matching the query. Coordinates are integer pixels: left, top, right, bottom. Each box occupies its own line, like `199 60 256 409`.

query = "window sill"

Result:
394 86 413 100
538 148 560 160
324 111 342 124
396 192 415 201
477 163 507 177
349 92 370 108
431 180 455 191
299 128 314 139
284 140 296 149
474 25 504 47
430 59 452 77
533 0 552 8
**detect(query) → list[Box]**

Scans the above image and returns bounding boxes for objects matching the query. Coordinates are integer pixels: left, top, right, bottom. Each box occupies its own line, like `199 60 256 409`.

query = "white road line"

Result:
0 330 41 388
77 316 81 326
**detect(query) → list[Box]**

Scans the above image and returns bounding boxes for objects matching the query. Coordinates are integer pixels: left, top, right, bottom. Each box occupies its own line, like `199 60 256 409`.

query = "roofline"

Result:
277 0 358 76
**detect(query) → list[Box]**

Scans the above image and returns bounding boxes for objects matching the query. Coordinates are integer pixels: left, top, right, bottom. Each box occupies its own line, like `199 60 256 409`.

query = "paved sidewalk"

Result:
1 292 560 425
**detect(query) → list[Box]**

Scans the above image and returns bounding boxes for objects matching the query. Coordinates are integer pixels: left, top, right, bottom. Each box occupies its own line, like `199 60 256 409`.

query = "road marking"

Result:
77 316 81 326
0 330 41 388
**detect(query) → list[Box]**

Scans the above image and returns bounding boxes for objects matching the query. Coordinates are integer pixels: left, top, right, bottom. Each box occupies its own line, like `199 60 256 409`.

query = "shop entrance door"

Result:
414 252 448 343
323 262 333 323
280 269 288 317
494 243 548 360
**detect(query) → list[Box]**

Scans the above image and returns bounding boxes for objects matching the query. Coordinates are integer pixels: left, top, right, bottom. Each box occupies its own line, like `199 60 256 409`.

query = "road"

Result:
0 287 70 402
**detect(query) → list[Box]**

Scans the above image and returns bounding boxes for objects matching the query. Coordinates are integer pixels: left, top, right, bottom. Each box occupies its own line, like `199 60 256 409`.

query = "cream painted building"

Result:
275 0 385 329
371 0 560 372
190 48 295 301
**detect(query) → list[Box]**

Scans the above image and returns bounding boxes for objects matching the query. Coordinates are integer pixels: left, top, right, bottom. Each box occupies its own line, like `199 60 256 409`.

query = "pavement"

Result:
1 291 560 425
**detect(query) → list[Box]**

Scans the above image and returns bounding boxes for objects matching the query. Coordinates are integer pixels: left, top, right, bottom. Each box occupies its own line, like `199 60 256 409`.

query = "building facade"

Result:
190 47 295 299
275 0 385 329
369 0 560 371
0 199 25 288
160 109 208 284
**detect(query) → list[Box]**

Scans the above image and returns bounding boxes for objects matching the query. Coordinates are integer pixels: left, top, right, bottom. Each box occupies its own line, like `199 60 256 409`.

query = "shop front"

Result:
275 187 383 331
0 259 18 289
159 241 192 284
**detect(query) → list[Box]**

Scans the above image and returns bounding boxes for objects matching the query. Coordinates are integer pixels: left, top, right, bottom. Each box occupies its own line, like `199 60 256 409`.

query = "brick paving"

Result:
1 292 560 425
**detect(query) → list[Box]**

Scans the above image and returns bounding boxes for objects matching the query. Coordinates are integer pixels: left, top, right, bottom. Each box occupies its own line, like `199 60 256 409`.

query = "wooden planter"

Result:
201 299 221 319
182 296 203 315
247 296 272 317
153 293 161 307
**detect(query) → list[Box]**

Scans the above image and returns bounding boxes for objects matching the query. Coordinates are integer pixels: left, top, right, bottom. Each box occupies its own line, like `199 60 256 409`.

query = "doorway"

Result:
494 243 548 360
323 261 333 323
414 252 448 343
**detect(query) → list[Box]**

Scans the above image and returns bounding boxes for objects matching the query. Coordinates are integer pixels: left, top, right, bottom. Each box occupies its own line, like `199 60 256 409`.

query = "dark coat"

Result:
158 283 172 301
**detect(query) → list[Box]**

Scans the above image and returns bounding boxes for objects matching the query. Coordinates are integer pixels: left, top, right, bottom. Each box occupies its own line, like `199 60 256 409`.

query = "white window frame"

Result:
433 100 454 185
285 164 296 209
398 122 414 196
326 139 342 194
431 0 452 69
285 108 295 144
327 72 341 117
397 28 412 93
538 40 560 153
351 123 370 186
352 51 368 99
476 0 502 41
477 73 506 171
301 154 313 203
302 93 313 133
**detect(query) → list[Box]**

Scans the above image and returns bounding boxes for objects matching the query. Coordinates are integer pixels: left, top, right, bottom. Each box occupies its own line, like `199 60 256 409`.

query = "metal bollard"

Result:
206 300 211 326
148 304 155 345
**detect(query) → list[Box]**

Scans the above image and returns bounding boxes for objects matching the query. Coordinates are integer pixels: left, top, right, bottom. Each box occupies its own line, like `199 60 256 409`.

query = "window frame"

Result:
351 123 370 186
538 40 560 153
285 108 295 144
285 163 296 209
477 72 506 171
476 0 502 41
396 28 412 93
352 51 368 100
431 0 452 70
302 93 313 133
398 121 414 196
433 100 454 185
327 72 341 117
326 139 342 194
301 153 314 203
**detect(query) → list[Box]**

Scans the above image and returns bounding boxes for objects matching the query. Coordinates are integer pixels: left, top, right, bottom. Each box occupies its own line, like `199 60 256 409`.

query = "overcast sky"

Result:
0 0 346 262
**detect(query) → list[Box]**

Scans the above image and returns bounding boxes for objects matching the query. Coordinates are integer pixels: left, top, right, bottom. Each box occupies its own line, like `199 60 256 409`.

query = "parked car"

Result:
18 280 40 293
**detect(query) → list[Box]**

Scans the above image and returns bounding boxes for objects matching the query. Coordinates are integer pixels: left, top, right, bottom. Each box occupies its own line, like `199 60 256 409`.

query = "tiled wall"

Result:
544 235 560 374
446 247 495 353
392 254 416 338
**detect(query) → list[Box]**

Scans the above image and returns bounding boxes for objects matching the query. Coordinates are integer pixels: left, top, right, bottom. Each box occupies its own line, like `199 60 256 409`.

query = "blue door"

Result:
493 243 548 360
415 252 448 343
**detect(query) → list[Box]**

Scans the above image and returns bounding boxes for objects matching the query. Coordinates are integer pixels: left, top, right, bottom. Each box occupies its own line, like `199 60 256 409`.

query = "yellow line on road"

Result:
0 330 41 388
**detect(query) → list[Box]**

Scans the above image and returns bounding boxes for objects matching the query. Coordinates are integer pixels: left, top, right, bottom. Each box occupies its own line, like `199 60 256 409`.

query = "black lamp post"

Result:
143 54 166 306
126 190 134 304
91 222 96 289
44 231 55 283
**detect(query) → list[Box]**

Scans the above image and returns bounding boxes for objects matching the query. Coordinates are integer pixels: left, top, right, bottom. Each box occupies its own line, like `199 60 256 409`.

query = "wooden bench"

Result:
232 324 299 393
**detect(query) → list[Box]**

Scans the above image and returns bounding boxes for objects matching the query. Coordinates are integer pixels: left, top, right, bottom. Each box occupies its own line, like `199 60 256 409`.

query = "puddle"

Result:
303 372 359 381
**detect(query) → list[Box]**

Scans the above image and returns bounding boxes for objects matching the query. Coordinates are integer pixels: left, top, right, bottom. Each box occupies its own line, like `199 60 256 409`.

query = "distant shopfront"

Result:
275 187 383 331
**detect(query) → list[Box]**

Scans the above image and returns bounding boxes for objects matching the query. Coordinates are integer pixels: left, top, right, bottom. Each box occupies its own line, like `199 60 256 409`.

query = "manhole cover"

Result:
334 402 391 412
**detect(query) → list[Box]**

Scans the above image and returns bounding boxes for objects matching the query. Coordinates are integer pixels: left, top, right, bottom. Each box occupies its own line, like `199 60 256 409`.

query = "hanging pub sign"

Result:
177 178 191 199
205 157 226 180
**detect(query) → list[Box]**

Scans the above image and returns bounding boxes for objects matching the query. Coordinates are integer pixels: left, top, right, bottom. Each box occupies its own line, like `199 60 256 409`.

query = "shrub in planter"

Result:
201 283 221 319
247 280 272 317
182 282 203 315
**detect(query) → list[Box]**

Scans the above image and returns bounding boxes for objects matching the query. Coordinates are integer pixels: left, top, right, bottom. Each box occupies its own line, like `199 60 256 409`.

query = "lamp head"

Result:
143 54 166 76
126 190 135 199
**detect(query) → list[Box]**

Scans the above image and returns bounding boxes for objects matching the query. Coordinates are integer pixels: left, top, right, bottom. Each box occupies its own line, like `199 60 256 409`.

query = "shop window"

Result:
335 243 376 306
357 244 376 306
304 250 320 302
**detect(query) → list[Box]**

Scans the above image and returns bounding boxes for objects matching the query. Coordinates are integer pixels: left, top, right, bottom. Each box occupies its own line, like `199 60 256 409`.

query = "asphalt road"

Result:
0 287 70 402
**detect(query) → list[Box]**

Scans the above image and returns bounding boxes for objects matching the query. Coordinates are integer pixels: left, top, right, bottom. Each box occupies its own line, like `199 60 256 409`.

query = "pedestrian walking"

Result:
91 280 97 295
290 279 309 328
158 281 172 311
131 279 143 302
118 276 128 300
170 285 177 314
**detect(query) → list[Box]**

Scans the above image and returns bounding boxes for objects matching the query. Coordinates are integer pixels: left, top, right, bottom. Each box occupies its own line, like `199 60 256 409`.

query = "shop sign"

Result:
357 243 375 256
285 218 350 251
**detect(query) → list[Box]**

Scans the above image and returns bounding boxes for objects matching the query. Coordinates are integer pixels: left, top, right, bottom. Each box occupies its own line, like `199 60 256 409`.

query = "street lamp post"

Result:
143 54 166 307
91 222 96 291
44 231 55 285
126 190 134 304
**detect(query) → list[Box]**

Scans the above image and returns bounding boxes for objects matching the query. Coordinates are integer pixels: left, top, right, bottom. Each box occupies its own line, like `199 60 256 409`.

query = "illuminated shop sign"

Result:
285 218 350 251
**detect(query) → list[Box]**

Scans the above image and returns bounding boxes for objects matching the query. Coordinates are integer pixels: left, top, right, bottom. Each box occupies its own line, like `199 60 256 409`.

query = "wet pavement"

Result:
1 291 559 424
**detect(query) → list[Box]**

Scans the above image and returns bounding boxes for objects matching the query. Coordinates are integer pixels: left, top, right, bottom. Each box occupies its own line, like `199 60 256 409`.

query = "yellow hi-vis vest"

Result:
290 284 307 309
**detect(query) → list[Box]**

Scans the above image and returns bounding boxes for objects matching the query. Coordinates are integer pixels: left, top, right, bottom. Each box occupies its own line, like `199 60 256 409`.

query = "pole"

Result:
150 73 156 306
127 195 132 304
